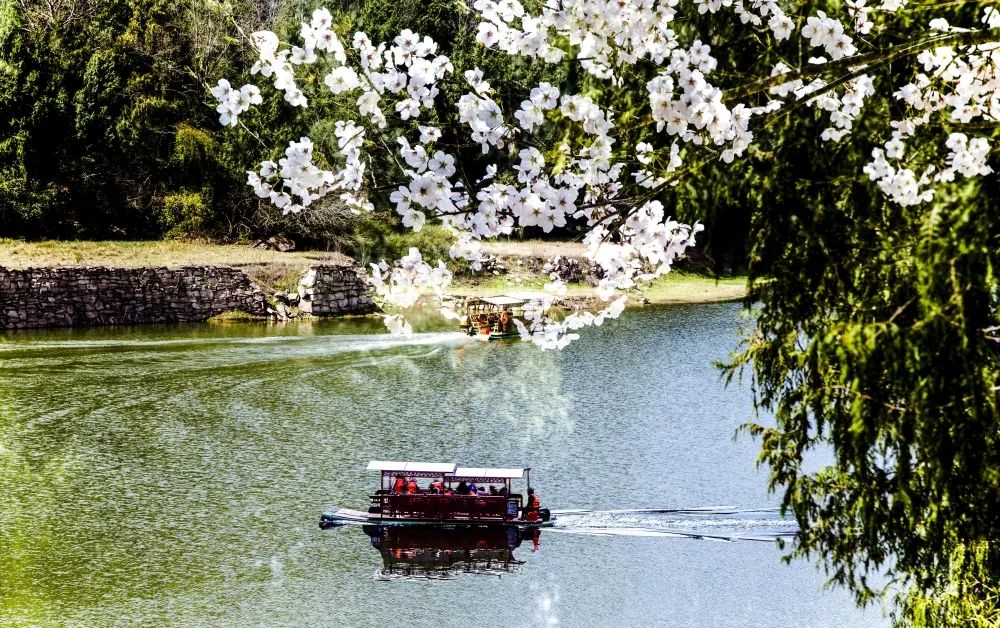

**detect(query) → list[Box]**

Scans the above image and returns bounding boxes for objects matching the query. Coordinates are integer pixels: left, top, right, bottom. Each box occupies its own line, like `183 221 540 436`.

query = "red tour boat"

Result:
320 461 554 528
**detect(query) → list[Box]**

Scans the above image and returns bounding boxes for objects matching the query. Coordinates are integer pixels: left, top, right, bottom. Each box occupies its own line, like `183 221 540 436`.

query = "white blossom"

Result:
324 66 360 93
213 1 1000 348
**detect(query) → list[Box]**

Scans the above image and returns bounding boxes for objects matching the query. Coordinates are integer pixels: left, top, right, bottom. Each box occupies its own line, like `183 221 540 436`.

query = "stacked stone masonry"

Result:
297 265 377 316
0 266 268 330
0 263 378 330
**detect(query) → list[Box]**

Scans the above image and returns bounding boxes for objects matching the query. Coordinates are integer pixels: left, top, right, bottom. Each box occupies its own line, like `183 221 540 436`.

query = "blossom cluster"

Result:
212 1 1000 343
513 294 628 351
802 12 857 60
369 247 453 336
458 69 511 153
474 0 769 168
857 7 999 205
245 138 334 213
210 79 261 127
760 5 996 210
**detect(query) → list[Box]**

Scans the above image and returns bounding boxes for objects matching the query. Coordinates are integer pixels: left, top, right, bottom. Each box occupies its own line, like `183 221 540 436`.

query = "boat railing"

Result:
370 493 521 521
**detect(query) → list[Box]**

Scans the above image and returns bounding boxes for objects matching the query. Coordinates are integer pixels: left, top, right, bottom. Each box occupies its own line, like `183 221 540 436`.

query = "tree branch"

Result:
724 27 1000 103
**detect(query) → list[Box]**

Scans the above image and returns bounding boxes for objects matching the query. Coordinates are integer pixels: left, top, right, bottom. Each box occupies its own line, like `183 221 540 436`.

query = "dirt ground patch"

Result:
0 239 351 270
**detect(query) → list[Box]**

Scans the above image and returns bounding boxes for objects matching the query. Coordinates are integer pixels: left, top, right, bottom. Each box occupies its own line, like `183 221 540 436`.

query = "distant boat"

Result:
320 461 553 528
458 296 529 340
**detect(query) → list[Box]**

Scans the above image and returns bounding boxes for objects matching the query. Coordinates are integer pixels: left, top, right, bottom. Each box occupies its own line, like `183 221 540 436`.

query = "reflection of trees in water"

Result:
445 342 575 446
0 400 85 609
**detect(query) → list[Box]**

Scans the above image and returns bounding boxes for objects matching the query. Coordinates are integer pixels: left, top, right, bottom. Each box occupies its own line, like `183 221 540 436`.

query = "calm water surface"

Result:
0 304 886 627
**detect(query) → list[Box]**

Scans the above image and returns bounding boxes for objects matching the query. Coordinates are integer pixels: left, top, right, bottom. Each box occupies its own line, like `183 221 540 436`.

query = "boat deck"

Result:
330 508 377 522
321 507 554 528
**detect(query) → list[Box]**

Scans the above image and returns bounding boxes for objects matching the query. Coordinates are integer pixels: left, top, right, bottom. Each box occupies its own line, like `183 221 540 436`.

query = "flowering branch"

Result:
210 1 1000 345
726 27 1000 102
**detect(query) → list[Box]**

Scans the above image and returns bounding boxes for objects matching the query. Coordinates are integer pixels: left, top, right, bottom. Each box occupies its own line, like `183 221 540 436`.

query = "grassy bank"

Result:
462 239 747 305
450 272 746 306
1 239 747 305
0 239 350 269
0 239 351 292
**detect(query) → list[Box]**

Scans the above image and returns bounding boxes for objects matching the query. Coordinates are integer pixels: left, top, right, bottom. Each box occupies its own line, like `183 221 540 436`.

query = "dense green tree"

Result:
728 74 1000 628
0 0 297 239
0 0 755 269
0 0 596 255
0 1 78 235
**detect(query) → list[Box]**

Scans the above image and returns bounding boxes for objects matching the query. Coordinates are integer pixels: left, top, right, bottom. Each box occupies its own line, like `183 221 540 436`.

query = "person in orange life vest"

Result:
406 479 419 494
523 487 540 521
393 475 406 494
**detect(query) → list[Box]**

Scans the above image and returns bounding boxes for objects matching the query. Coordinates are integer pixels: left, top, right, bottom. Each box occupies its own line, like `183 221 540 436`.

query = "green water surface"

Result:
0 305 885 627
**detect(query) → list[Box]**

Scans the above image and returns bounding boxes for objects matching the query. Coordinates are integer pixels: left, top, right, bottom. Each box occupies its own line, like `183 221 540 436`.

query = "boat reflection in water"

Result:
361 524 542 581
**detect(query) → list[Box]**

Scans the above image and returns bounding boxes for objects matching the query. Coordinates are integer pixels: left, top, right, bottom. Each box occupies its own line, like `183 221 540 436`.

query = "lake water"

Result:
0 304 886 627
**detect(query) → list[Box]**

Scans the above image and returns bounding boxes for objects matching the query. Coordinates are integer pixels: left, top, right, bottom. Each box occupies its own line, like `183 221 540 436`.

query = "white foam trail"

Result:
548 505 798 543
233 336 309 344
548 528 696 539
549 505 764 516
0 337 248 350
273 331 468 354
1 330 471 353
1 332 476 373
549 526 785 543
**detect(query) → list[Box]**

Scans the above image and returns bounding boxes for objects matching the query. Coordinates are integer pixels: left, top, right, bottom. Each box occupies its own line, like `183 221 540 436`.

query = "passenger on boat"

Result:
393 475 406 494
406 479 419 494
467 481 478 495
456 480 469 495
523 488 541 521
488 485 498 496
431 479 444 494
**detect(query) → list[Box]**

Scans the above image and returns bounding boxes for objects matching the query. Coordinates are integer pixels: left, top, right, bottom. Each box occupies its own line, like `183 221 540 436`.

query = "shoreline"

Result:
1 240 748 330
446 273 747 308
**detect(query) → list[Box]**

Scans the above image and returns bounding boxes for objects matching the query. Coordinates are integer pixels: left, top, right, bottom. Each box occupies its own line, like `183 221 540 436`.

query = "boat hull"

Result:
320 507 555 529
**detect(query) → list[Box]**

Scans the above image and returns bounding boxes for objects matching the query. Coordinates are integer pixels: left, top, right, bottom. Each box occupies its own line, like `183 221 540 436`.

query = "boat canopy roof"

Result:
367 461 457 474
471 295 528 306
366 461 526 480
454 467 525 479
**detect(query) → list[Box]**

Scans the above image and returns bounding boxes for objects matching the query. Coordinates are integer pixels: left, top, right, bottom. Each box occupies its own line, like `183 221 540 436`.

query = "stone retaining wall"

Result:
297 265 377 316
0 266 268 330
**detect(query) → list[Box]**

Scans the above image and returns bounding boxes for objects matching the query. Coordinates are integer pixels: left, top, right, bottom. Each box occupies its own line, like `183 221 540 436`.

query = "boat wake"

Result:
0 330 471 353
319 505 798 542
0 331 474 375
548 506 797 542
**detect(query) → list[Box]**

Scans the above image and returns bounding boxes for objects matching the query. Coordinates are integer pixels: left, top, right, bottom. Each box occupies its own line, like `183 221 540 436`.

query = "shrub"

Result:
160 191 210 238
349 211 455 269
